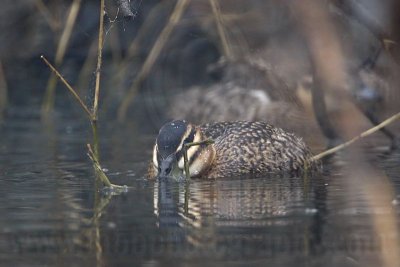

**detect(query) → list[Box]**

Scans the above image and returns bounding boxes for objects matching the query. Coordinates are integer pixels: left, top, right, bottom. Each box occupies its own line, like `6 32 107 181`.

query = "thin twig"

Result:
93 0 105 121
41 55 93 119
117 0 190 122
208 0 233 60
312 111 400 161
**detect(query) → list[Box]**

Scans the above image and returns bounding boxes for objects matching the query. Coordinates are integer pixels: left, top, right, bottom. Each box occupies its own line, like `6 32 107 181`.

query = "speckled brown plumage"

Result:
200 121 313 178
147 120 315 180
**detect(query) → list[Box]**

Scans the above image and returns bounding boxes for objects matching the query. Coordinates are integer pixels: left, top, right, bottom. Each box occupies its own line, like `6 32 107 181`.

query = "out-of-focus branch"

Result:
209 0 234 60
41 0 82 118
117 0 190 122
293 2 400 267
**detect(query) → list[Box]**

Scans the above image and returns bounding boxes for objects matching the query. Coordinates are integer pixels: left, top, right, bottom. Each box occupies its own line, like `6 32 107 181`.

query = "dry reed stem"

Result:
312 111 400 161
41 55 117 187
208 0 233 60
93 0 105 121
34 0 60 32
77 38 98 95
54 0 82 66
41 55 92 118
117 0 191 122
113 1 169 87
42 0 82 116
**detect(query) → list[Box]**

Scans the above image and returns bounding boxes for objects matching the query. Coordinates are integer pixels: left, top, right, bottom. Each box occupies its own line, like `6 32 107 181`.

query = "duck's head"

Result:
152 120 215 180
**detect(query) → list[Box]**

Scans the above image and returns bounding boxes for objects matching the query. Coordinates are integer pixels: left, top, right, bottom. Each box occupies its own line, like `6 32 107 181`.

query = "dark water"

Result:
1 106 400 267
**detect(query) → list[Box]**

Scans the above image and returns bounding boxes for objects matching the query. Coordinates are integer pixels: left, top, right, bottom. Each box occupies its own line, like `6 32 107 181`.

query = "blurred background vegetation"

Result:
1 0 399 134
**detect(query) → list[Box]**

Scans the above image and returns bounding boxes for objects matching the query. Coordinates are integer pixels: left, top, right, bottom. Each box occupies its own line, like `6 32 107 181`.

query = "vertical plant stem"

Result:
91 121 100 158
117 0 190 122
93 0 105 121
183 146 190 180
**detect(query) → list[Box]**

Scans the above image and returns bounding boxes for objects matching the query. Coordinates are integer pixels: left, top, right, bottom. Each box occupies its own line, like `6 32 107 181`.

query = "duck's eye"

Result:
182 137 191 146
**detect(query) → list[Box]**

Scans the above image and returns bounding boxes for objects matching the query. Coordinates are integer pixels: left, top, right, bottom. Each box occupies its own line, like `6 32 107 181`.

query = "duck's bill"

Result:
157 154 185 181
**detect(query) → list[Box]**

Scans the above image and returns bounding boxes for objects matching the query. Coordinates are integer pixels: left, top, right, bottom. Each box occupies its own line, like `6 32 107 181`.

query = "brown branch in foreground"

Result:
41 55 92 119
117 0 191 122
312 111 400 161
93 0 105 121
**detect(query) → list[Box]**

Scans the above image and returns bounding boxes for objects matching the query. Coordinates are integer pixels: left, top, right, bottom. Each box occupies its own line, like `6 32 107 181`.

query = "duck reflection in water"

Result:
153 173 327 256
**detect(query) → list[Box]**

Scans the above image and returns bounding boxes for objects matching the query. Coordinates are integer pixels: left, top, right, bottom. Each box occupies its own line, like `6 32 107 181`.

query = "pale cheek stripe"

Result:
153 144 158 168
178 145 197 169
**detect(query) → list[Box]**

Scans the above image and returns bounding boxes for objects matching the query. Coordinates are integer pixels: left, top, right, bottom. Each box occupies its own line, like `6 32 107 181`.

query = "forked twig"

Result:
41 55 92 119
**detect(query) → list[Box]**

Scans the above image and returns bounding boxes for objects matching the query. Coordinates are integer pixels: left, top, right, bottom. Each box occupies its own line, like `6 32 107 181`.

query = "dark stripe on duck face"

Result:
175 128 196 163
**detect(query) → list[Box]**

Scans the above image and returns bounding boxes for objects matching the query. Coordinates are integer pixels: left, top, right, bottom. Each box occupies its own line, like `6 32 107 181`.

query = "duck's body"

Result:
148 120 314 180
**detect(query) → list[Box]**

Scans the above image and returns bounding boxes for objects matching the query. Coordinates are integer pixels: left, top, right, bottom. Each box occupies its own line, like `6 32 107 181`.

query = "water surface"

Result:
1 106 399 267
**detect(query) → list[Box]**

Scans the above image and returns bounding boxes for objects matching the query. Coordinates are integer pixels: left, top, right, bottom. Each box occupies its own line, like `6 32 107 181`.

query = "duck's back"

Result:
200 121 313 178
